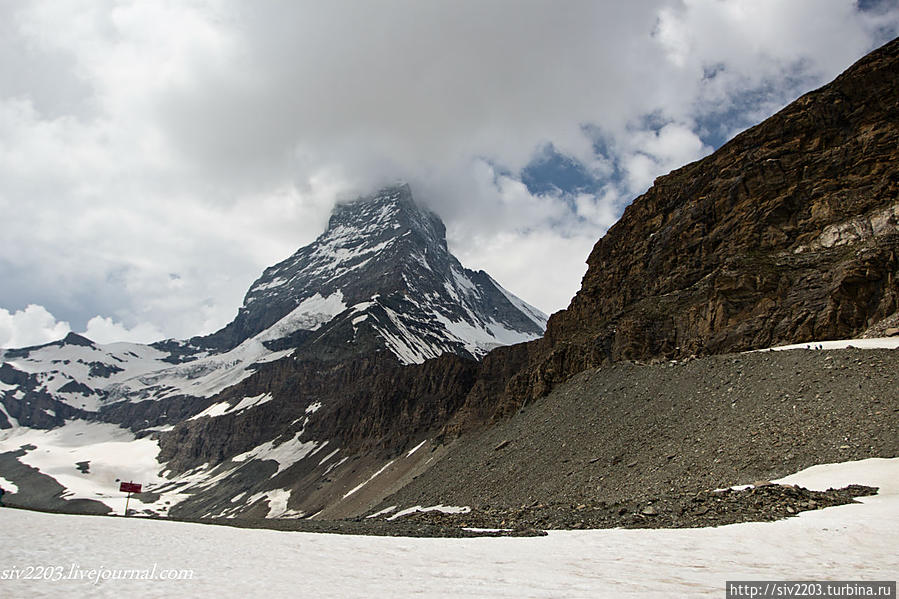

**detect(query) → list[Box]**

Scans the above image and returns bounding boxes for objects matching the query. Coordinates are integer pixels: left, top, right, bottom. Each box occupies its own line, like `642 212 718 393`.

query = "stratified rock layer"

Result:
455 36 899 423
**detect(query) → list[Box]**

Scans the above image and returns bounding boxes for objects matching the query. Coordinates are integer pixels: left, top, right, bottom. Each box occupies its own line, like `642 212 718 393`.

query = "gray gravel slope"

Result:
382 347 898 511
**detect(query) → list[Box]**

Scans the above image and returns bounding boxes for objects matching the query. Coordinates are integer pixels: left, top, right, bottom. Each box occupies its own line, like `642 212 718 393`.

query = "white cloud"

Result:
621 123 712 194
0 305 70 349
454 229 599 317
83 316 164 345
445 163 622 313
0 0 896 340
575 189 625 231
0 304 165 349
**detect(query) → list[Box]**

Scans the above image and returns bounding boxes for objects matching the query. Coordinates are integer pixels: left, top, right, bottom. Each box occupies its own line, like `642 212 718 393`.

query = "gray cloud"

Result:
0 0 896 347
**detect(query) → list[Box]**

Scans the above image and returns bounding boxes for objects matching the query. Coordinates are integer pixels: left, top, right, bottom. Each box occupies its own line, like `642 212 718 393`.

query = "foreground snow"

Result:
0 457 896 598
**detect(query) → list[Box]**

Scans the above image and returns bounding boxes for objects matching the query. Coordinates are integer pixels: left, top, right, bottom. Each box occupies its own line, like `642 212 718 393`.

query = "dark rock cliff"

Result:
157 353 479 471
452 36 899 425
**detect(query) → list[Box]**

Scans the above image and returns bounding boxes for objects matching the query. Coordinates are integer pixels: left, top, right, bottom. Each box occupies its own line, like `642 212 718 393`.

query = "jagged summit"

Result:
328 183 446 249
200 184 547 362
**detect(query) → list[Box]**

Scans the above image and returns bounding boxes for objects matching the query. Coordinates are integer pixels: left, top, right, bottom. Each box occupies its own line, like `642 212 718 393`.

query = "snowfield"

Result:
0 457 896 598
754 337 899 352
0 420 165 510
0 419 331 517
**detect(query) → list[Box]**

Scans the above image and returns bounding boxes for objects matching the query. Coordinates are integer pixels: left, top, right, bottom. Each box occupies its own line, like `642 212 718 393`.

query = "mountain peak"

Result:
62 332 95 347
198 184 546 358
326 183 447 252
329 183 413 224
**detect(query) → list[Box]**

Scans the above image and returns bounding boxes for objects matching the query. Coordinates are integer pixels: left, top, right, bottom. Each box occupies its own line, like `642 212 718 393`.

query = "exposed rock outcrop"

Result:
157 353 479 472
452 36 899 424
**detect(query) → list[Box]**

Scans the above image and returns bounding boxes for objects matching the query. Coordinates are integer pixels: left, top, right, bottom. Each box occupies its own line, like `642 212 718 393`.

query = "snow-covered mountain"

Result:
0 184 545 424
0 184 547 517
201 183 547 362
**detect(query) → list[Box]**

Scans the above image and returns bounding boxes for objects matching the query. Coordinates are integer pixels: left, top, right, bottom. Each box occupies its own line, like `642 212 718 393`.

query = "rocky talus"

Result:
383 347 899 515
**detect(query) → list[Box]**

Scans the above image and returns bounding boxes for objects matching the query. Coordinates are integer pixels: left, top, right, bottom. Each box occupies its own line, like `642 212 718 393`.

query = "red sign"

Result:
120 482 142 494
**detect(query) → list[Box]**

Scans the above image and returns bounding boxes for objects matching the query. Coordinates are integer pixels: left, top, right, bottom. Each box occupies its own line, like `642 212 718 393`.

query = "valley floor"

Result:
0 457 896 598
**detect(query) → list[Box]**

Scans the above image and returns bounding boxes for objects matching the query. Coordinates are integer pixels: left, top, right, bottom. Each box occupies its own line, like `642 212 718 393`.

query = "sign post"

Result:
119 481 142 516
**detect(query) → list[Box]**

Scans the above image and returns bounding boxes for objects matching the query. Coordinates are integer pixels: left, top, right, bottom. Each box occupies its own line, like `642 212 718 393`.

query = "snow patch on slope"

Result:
0 402 18 428
406 439 427 457
775 456 899 494
243 488 305 518
0 476 19 494
434 312 538 357
343 460 395 499
254 291 347 341
0 420 165 511
486 273 549 329
189 393 274 420
757 337 899 352
108 339 290 403
232 434 326 475
386 504 471 521
370 305 444 365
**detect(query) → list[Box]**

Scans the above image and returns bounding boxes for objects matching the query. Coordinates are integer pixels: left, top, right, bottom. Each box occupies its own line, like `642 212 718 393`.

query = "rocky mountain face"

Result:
556 37 898 355
448 35 899 424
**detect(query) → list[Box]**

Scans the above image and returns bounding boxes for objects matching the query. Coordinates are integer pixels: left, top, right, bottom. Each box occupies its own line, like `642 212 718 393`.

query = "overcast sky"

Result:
1 0 897 348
